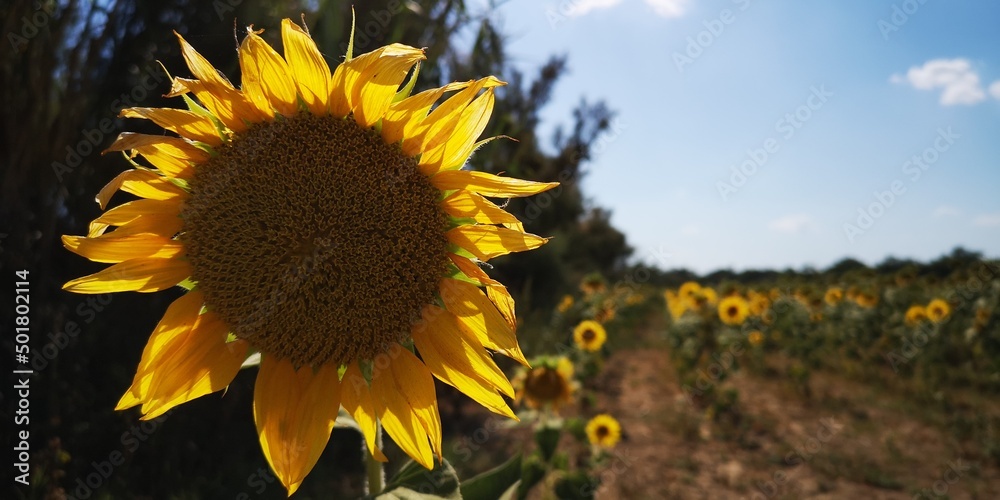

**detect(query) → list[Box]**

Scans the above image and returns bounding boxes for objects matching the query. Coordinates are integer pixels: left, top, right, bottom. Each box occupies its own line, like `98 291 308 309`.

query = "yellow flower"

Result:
557 294 574 313
594 300 617 323
515 357 575 411
61 19 557 495
748 292 770 317
747 330 764 346
926 298 951 323
718 296 750 326
580 274 607 296
854 292 879 309
824 287 843 306
664 290 687 320
625 292 645 306
573 320 607 352
694 287 718 308
585 414 622 448
678 281 701 303
904 305 927 326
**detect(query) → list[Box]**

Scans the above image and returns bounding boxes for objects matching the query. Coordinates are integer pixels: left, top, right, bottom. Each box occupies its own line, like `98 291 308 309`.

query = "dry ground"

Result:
582 348 1000 500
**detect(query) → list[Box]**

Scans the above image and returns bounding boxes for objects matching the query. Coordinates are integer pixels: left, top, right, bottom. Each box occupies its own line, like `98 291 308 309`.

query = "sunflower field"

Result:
5 0 1000 499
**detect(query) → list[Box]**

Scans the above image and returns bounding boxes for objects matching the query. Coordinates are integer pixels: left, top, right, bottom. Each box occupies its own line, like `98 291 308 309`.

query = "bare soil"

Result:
585 348 1000 500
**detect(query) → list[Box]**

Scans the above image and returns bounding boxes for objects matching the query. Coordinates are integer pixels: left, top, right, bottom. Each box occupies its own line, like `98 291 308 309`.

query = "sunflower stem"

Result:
365 423 385 496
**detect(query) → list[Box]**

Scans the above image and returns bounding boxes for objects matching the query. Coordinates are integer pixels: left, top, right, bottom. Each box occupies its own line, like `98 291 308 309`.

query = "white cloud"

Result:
564 0 623 17
932 205 961 218
973 213 1000 227
891 59 987 106
643 0 689 18
768 214 815 234
990 80 1000 100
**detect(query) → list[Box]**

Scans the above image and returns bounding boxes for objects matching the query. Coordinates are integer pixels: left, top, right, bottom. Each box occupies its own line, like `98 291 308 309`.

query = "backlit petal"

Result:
119 108 222 146
341 363 387 462
440 191 523 230
239 28 299 117
105 133 209 179
412 305 516 408
438 278 527 365
281 18 331 115
62 233 183 263
97 169 187 209
431 170 559 198
371 347 439 468
62 257 191 293
446 225 548 261
254 356 342 495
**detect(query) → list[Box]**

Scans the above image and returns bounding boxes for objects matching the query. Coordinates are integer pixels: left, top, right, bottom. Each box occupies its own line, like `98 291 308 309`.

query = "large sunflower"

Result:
62 19 557 495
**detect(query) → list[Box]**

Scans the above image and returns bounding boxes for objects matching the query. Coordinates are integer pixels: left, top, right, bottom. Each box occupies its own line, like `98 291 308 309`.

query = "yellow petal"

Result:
440 191 523 231
281 19 331 115
140 340 247 420
431 170 559 198
115 297 249 419
449 255 517 330
62 233 183 263
341 363 387 462
254 356 342 496
96 169 187 209
446 225 548 261
371 347 439 468
174 32 264 128
105 133 208 179
87 198 183 238
412 305 516 407
330 44 424 122
403 77 504 157
418 88 495 175
117 291 205 410
119 107 222 146
63 257 191 293
381 81 472 145
438 278 527 365
167 77 252 132
353 45 425 127
239 28 299 118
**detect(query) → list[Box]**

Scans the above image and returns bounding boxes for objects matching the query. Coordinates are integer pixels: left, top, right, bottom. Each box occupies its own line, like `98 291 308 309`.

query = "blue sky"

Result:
474 0 1000 273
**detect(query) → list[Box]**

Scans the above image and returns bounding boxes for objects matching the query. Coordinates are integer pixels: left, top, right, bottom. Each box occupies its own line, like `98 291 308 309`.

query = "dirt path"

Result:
593 348 1000 499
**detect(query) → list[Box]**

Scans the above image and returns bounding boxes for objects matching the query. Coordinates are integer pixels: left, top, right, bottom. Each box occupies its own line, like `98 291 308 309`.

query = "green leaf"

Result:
535 425 561 462
460 453 521 500
553 471 598 500
517 454 547 499
379 458 460 500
